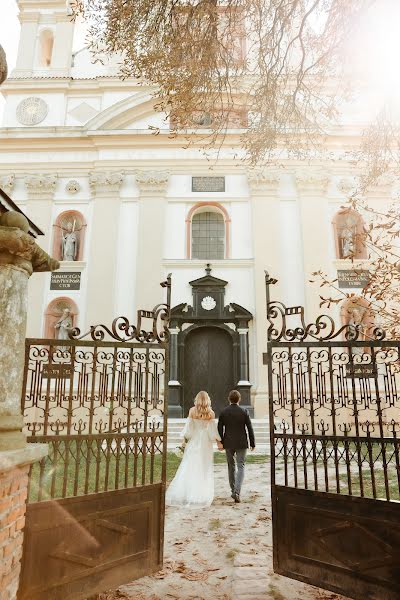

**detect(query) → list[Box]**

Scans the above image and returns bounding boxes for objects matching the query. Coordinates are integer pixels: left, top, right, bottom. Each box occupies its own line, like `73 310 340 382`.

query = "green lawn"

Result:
29 445 268 503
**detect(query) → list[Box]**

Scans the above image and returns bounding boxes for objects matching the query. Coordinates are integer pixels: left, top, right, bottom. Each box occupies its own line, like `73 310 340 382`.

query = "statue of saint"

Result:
62 222 78 261
54 308 73 344
341 225 355 258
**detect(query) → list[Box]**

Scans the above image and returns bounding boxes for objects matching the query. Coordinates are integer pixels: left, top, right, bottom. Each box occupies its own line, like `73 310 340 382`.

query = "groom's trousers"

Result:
225 448 247 495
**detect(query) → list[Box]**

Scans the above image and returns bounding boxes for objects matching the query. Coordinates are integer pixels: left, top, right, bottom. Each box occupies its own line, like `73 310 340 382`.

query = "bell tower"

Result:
14 0 75 78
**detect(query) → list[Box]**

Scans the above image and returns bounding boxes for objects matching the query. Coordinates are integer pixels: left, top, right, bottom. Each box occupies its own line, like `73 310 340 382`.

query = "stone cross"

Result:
0 211 60 450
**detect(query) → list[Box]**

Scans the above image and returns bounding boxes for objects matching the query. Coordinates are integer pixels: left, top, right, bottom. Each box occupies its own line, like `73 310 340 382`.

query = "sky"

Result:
0 0 20 120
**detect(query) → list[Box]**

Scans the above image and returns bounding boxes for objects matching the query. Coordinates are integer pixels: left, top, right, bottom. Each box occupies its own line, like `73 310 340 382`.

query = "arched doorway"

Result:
184 326 234 416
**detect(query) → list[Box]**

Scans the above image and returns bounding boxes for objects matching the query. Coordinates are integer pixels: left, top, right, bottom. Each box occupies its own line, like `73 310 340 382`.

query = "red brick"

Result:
14 517 26 532
6 507 24 525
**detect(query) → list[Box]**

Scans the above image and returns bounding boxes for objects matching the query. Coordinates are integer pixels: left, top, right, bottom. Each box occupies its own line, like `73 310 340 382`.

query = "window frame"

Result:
186 202 230 260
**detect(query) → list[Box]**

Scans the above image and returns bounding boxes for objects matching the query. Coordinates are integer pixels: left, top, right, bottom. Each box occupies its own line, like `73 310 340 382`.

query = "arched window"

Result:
187 203 230 259
52 210 86 262
44 297 78 339
332 208 367 260
39 30 54 68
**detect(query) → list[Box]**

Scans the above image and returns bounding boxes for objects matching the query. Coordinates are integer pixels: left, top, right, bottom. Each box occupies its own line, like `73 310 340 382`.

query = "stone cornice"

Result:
296 169 329 194
135 170 169 194
24 174 57 198
89 171 125 195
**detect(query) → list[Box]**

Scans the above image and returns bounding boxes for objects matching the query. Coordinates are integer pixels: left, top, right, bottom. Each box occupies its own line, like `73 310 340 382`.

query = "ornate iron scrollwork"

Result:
265 272 386 342
69 276 171 343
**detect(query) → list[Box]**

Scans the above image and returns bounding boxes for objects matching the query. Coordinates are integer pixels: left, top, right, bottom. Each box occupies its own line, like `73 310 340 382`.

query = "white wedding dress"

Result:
166 417 221 508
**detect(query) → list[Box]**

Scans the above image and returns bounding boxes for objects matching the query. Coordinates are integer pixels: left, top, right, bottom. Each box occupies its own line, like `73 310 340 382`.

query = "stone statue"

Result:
54 308 73 341
341 225 355 258
62 222 78 261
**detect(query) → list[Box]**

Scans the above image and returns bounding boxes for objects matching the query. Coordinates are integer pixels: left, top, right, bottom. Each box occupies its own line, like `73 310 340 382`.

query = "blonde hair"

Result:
193 391 213 419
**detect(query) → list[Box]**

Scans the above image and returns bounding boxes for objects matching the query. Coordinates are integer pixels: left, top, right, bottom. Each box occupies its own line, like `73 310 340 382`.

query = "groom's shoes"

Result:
231 492 236 500
234 493 241 503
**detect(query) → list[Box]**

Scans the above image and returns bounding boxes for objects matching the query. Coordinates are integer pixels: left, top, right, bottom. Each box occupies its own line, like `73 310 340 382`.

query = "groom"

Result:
217 390 255 503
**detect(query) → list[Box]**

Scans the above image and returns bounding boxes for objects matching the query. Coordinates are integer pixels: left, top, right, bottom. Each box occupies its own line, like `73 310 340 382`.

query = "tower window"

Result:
39 30 54 67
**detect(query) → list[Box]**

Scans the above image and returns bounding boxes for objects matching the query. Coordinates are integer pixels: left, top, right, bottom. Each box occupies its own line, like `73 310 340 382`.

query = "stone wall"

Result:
0 464 29 600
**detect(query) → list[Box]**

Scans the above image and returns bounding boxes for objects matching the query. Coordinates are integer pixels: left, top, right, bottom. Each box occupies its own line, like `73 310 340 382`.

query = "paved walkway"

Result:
104 461 346 600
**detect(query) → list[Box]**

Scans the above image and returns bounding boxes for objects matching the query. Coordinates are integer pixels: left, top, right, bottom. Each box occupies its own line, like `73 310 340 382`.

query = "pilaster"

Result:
296 169 330 321
85 172 125 326
24 174 57 336
135 171 169 310
248 170 280 413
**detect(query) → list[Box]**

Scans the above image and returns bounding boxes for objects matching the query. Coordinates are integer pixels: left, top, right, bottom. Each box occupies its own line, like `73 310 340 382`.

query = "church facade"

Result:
0 0 391 417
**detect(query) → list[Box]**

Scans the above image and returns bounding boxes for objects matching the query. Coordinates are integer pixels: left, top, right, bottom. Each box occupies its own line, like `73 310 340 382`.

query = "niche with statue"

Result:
52 210 86 262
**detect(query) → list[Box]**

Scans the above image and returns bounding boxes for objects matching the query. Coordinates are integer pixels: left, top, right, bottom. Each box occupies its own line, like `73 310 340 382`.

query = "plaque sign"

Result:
42 364 74 379
337 269 370 289
346 363 377 378
192 176 225 192
50 272 81 290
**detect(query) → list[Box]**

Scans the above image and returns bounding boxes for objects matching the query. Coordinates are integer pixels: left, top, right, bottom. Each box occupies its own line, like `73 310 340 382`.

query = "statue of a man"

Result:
54 308 73 341
62 222 78 261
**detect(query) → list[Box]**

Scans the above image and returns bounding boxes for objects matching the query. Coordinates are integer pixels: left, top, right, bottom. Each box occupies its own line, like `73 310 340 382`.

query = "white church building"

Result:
0 0 391 418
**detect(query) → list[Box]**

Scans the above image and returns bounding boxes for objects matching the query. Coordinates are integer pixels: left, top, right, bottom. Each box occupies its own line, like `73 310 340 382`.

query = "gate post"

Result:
0 207 59 599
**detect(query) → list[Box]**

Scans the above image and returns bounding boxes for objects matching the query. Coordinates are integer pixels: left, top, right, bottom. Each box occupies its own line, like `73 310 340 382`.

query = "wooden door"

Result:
184 326 234 416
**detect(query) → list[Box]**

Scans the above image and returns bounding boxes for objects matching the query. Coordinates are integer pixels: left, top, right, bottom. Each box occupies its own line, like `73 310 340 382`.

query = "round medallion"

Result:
66 180 81 194
201 296 217 311
16 97 48 126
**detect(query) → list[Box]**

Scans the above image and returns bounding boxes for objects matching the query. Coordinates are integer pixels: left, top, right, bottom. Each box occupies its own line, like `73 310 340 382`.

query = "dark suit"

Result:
218 403 255 496
218 403 255 450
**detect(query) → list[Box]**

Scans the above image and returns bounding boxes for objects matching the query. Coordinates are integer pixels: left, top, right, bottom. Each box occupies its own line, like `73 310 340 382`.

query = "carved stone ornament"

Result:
135 170 170 192
247 170 280 191
0 174 15 193
16 97 49 126
24 174 57 195
0 45 7 85
0 212 60 277
296 169 329 192
89 171 124 192
66 180 81 194
201 296 217 311
338 177 358 197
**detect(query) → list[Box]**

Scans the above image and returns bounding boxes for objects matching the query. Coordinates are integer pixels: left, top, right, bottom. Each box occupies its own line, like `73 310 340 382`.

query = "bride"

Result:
166 391 222 508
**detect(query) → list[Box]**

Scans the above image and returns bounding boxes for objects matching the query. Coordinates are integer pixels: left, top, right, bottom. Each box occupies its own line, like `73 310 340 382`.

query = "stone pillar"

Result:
248 171 281 417
0 211 58 600
86 172 124 326
236 326 252 415
24 174 57 336
135 171 169 310
296 170 329 321
168 327 182 418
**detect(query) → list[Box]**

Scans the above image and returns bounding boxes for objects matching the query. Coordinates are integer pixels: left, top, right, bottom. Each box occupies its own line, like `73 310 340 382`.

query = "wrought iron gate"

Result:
266 275 400 600
18 279 170 600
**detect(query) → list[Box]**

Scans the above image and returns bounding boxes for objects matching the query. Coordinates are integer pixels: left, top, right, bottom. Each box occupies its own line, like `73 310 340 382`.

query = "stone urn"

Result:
0 44 7 85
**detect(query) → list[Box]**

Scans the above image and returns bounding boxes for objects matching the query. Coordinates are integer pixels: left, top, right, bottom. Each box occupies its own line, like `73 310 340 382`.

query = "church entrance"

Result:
168 265 253 418
184 326 234 416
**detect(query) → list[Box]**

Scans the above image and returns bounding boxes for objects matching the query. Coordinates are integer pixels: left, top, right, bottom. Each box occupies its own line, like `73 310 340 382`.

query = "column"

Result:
24 174 57 336
85 171 124 327
236 326 252 414
248 171 281 417
296 170 330 322
168 327 182 418
135 171 169 310
0 210 57 600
